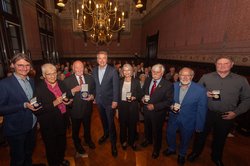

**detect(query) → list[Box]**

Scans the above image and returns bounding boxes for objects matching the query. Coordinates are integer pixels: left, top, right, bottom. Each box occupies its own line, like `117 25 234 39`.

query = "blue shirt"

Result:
14 73 37 128
98 65 107 84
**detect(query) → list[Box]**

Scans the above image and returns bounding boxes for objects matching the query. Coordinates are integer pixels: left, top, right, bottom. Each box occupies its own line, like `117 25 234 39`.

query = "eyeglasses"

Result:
45 72 57 77
16 64 31 68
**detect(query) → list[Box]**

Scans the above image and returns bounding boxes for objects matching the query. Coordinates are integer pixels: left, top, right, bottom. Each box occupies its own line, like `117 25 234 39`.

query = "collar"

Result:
14 72 30 81
98 64 107 70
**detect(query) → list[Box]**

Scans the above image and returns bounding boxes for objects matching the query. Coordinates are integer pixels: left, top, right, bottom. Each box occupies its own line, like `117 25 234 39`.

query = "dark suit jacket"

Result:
0 75 35 136
63 74 95 119
143 77 173 111
92 65 119 106
34 80 72 134
119 78 143 103
171 81 207 131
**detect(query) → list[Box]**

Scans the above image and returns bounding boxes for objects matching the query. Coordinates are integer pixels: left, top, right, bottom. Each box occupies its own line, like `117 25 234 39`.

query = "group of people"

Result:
0 51 250 166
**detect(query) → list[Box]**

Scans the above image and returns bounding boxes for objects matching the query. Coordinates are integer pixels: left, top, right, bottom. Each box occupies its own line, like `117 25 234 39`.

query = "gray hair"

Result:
122 63 133 72
97 51 108 58
179 67 195 76
152 64 165 73
41 63 57 76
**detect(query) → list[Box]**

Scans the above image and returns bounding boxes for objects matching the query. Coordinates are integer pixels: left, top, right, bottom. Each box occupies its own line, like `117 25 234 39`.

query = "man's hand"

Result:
147 104 154 111
222 111 237 120
112 102 118 109
83 94 94 101
207 91 213 98
25 102 42 112
71 85 81 95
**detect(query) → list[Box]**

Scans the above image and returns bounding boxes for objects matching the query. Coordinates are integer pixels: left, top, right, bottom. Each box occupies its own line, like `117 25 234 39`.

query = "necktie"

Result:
79 76 83 85
150 80 157 96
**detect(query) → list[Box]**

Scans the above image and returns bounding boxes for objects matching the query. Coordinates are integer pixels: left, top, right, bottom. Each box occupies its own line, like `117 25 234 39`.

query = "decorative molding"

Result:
160 53 250 67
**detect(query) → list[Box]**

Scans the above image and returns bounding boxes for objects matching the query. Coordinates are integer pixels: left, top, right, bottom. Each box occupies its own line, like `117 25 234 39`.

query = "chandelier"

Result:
72 0 126 45
135 0 143 8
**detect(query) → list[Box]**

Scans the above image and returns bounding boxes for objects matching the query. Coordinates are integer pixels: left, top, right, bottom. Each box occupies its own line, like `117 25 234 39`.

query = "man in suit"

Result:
0 53 40 166
141 64 173 159
64 60 96 156
187 56 250 166
92 51 119 157
162 67 207 165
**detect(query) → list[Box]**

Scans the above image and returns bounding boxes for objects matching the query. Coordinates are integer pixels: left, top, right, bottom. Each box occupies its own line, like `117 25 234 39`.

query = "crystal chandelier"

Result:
73 0 126 45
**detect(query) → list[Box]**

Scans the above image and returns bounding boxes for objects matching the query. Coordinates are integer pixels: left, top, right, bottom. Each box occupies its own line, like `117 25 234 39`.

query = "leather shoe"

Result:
111 145 118 157
212 159 224 166
131 144 137 151
152 151 159 159
98 135 109 145
76 145 85 155
177 155 185 166
162 149 176 156
121 142 127 150
140 140 152 148
60 159 70 166
87 141 96 149
187 152 199 162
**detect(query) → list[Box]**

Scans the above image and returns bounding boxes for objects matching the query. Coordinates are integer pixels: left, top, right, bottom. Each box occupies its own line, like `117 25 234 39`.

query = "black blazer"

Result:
143 77 173 111
63 74 95 119
119 78 143 103
34 80 72 133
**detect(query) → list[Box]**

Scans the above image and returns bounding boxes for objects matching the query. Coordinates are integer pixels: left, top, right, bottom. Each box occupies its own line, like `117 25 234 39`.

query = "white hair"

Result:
41 63 57 76
152 64 165 73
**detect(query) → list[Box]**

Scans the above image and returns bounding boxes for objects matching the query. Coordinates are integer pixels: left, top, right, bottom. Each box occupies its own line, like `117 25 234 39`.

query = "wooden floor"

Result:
0 105 250 166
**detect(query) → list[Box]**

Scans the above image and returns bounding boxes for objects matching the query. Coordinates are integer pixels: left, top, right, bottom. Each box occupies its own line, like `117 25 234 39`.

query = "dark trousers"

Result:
7 128 36 166
40 119 67 166
119 101 138 145
144 109 166 153
192 111 233 160
71 111 93 147
167 114 194 156
97 103 117 145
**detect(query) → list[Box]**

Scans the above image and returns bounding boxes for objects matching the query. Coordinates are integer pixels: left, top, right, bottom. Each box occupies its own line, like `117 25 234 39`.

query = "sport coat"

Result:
143 77 173 111
92 65 119 106
0 75 35 136
171 81 207 131
63 74 95 119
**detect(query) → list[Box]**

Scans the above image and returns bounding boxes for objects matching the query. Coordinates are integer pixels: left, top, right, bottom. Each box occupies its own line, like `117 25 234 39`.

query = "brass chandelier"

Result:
73 0 125 45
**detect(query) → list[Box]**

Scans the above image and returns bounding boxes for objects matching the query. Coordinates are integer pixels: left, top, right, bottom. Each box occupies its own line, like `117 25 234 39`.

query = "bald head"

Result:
179 67 194 85
73 60 84 76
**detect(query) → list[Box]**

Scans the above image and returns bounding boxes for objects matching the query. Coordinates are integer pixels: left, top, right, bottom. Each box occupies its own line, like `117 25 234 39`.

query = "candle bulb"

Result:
122 12 124 20
119 17 121 26
77 9 79 19
83 15 86 25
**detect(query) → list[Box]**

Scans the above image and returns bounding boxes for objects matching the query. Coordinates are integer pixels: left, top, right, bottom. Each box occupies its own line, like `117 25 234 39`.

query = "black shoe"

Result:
87 141 96 149
32 164 46 166
111 145 118 157
131 144 137 151
152 151 159 159
177 155 185 166
212 159 224 166
76 145 85 155
140 140 152 148
187 152 199 162
98 135 109 145
121 142 127 150
60 159 70 166
162 149 176 156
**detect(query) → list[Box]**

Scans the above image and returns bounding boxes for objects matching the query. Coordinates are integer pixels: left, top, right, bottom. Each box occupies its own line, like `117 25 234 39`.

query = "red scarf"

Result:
45 80 66 114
